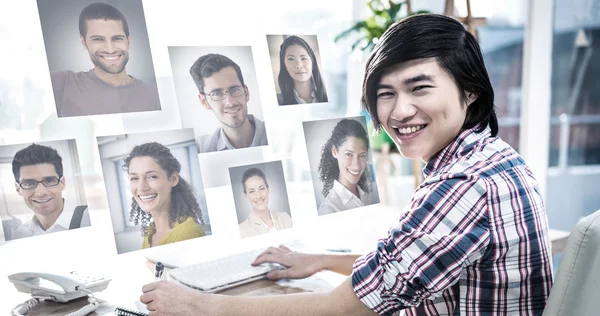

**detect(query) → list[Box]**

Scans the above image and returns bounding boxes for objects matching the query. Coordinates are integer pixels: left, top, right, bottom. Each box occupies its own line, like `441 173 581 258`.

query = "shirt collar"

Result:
292 88 317 104
332 180 364 205
423 125 492 177
29 199 73 233
216 114 262 151
247 210 275 227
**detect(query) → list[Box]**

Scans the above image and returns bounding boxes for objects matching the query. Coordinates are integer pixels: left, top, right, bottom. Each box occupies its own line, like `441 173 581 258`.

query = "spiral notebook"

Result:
115 306 148 316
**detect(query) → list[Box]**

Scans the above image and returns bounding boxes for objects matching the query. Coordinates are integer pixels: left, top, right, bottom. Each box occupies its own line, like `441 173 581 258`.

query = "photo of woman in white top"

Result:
317 119 376 215
238 167 292 238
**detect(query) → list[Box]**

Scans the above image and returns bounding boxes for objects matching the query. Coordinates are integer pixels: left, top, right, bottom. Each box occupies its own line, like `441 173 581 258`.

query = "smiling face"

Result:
81 19 130 75
376 58 474 161
128 156 178 215
332 136 368 190
199 66 250 129
16 163 65 218
284 44 313 84
244 175 270 213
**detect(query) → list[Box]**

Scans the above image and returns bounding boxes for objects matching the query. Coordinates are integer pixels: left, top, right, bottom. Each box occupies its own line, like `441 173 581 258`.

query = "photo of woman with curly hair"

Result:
267 35 328 106
315 118 379 215
124 142 205 248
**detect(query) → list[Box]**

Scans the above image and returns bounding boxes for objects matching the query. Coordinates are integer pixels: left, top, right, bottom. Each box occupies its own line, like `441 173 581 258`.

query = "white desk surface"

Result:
0 205 570 315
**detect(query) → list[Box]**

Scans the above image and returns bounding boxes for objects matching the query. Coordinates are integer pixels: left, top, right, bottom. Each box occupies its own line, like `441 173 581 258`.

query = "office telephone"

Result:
8 271 111 316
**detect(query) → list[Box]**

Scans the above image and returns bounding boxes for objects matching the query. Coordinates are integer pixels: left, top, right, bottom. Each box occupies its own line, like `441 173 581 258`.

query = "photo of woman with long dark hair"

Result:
317 119 376 215
123 142 205 248
272 35 328 106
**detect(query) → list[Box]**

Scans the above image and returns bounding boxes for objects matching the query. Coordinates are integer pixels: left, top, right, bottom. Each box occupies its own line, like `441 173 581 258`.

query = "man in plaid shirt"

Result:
141 14 553 316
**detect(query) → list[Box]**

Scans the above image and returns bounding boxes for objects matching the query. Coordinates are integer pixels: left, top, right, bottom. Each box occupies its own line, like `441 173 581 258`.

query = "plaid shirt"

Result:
352 126 553 315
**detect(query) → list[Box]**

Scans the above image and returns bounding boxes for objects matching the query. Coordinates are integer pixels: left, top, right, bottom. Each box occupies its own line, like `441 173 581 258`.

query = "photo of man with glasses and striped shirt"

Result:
189 53 268 153
10 144 90 240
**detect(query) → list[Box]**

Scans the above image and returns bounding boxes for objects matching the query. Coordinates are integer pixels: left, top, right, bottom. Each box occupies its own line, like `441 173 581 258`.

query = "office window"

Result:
550 0 600 166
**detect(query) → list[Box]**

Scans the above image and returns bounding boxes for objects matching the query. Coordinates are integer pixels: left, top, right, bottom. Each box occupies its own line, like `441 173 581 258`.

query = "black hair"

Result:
123 142 203 236
12 144 63 181
318 119 371 197
189 53 246 94
79 2 130 38
278 36 328 105
241 167 269 194
362 14 498 136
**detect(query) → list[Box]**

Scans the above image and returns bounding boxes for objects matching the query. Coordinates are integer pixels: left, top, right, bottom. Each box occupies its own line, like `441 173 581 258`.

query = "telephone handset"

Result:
8 271 111 316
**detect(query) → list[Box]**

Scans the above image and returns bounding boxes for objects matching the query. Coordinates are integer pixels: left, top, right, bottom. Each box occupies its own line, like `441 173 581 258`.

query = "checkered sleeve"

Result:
351 176 492 315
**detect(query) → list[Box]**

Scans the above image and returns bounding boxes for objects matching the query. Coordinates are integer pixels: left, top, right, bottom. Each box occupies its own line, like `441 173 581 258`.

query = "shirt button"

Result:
413 277 424 287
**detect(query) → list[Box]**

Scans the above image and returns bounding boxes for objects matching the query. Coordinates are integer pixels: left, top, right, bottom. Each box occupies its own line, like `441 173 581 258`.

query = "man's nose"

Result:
104 40 115 53
33 184 50 195
223 92 237 105
391 96 418 122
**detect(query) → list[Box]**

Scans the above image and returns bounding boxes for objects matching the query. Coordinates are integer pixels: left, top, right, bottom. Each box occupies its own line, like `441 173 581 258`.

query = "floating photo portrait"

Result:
266 34 328 106
229 161 292 238
97 128 210 254
36 0 161 117
303 116 380 216
0 140 91 243
168 46 268 154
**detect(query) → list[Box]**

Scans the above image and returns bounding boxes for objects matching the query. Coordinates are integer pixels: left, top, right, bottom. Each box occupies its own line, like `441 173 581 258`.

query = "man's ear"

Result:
331 146 338 159
244 85 250 102
80 36 87 49
15 183 22 196
466 91 478 107
170 172 180 187
198 94 211 110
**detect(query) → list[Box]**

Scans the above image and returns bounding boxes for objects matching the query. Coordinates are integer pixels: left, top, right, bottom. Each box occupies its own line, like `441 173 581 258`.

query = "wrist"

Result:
317 254 336 272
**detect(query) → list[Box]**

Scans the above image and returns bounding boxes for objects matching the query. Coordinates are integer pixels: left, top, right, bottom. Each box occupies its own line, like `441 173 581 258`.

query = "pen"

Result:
326 248 352 253
154 262 164 282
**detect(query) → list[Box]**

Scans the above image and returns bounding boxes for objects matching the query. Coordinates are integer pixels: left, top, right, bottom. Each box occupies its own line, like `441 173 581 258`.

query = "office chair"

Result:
543 210 600 316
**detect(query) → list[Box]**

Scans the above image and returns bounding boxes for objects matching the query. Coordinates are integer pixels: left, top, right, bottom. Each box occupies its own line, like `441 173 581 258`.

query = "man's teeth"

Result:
103 55 120 60
398 125 426 135
139 194 157 201
33 198 51 203
225 107 240 113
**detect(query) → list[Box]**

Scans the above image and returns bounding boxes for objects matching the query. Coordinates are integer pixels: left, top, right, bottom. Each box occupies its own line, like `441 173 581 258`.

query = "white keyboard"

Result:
168 248 281 293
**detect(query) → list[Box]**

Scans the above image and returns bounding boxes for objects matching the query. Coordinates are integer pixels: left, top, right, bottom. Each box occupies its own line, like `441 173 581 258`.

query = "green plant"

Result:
335 0 429 52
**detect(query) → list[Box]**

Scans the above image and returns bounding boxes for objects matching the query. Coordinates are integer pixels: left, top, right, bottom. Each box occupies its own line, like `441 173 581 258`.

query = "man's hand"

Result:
251 245 323 280
140 281 213 316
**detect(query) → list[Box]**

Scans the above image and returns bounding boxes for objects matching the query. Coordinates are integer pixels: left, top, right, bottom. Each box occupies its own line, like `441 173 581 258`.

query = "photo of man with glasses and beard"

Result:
38 1 161 117
188 52 268 153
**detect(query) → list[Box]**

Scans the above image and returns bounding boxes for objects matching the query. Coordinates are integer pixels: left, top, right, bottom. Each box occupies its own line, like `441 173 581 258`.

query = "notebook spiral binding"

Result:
114 306 149 316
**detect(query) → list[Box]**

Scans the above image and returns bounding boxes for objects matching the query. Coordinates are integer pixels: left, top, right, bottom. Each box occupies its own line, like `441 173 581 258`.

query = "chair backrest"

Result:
543 210 600 316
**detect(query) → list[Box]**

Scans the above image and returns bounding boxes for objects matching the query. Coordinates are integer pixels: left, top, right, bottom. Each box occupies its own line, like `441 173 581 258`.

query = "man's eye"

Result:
211 91 225 98
413 85 432 92
129 177 138 181
377 92 394 98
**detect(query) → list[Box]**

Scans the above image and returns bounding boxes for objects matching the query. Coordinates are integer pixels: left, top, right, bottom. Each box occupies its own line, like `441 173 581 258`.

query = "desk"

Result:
1 206 571 315
20 261 336 316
